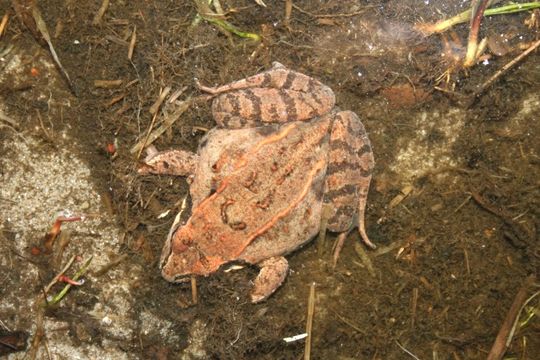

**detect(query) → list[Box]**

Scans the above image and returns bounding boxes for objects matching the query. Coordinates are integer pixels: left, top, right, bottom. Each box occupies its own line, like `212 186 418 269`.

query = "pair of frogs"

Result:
139 62 375 303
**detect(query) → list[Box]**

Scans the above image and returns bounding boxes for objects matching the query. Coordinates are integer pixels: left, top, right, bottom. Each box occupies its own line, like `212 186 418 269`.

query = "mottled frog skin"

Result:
139 62 375 302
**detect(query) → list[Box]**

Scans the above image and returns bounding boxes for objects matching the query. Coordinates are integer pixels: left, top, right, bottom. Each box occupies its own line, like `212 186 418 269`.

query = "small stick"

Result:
284 0 292 28
331 309 367 335
52 230 71 269
35 109 52 140
168 86 188 104
128 25 136 60
487 275 536 360
463 247 471 275
105 93 125 107
372 241 402 257
471 191 531 246
304 282 316 360
453 195 472 213
472 39 540 99
93 254 128 277
136 112 158 160
30 6 76 95
354 242 376 277
27 301 45 360
410 287 419 330
131 98 192 155
191 276 198 305
92 0 110 26
0 13 8 37
396 341 421 360
149 86 171 115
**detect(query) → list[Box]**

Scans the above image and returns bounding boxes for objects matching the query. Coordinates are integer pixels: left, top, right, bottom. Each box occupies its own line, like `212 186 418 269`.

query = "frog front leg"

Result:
198 62 336 128
323 111 375 264
250 256 289 303
138 148 198 176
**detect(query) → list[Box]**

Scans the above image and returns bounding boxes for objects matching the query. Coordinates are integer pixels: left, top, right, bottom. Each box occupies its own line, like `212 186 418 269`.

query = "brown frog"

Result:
139 62 375 302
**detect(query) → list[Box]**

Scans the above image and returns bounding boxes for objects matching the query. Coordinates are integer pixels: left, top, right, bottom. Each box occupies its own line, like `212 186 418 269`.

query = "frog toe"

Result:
138 149 198 176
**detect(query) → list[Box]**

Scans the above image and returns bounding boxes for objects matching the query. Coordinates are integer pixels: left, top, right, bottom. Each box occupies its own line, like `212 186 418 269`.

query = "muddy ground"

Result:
0 0 539 359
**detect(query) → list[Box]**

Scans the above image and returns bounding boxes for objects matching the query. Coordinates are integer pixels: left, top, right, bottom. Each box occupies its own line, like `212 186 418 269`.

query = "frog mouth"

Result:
160 257 192 283
159 237 204 283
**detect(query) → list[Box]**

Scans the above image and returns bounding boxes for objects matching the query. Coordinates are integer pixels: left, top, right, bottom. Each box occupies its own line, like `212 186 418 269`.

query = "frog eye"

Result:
173 236 192 253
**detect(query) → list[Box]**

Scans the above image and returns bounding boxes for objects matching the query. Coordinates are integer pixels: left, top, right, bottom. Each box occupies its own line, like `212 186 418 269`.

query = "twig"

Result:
0 13 9 37
136 112 158 160
53 231 72 269
27 4 76 94
453 194 472 213
463 247 471 275
149 86 171 115
353 242 376 277
389 185 414 208
304 282 316 360
330 309 367 335
487 275 536 360
131 97 193 155
284 0 292 28
93 254 128 277
396 341 421 360
191 275 198 305
372 241 402 257
128 25 136 60
471 190 532 246
35 109 52 140
27 299 45 360
472 39 540 99
410 287 419 330
92 0 110 26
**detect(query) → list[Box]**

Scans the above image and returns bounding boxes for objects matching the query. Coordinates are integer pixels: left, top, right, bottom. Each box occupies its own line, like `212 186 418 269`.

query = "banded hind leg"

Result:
197 62 336 128
322 111 375 265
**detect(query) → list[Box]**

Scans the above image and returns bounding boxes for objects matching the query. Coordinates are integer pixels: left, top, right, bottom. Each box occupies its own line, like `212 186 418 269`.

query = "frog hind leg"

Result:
324 111 375 263
199 62 317 95
199 63 335 128
138 149 198 176
250 256 289 303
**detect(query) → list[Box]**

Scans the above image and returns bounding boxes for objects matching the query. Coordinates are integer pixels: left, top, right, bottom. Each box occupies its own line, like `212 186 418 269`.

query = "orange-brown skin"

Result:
140 62 375 302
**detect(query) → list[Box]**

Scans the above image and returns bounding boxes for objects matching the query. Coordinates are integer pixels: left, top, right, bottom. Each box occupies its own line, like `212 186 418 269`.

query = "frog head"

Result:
160 223 223 282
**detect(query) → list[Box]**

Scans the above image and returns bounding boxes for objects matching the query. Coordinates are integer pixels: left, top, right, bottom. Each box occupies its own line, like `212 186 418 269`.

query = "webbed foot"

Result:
138 148 198 176
251 256 289 303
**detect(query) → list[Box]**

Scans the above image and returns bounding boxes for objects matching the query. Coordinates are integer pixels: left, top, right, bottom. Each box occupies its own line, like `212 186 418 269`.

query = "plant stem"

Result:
416 2 540 34
47 256 93 306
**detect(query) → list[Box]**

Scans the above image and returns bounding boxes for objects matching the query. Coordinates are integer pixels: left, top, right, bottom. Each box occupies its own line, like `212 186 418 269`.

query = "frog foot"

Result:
138 148 198 176
250 256 289 303
332 225 376 268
